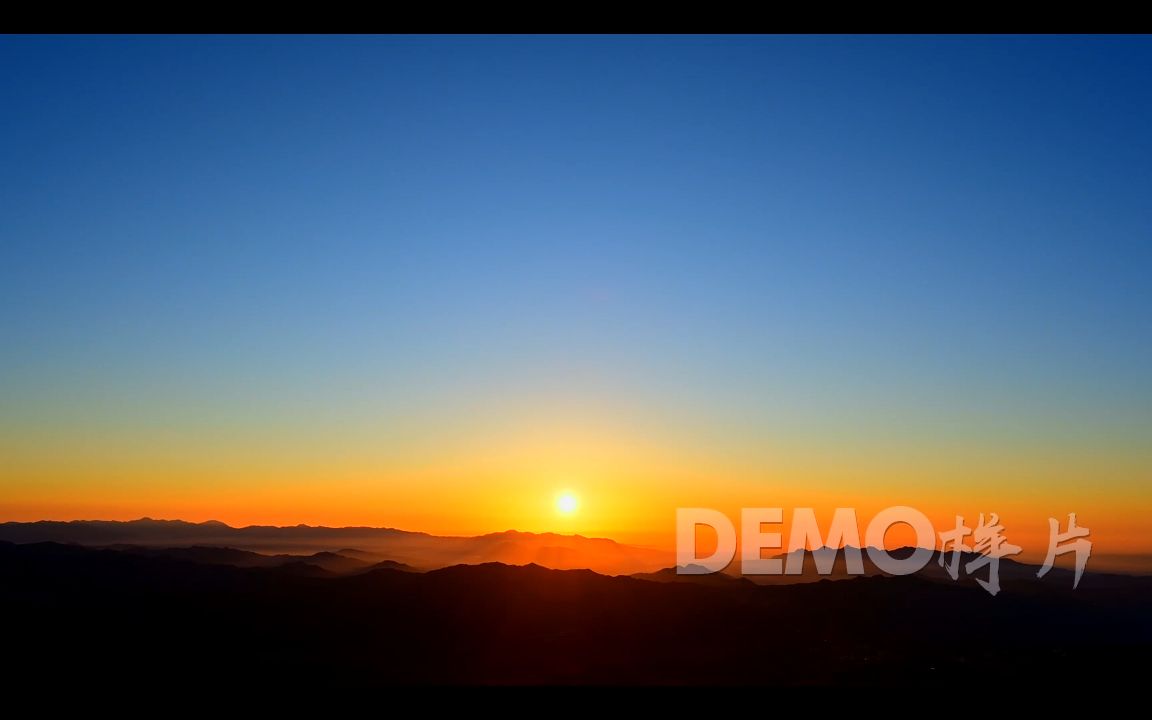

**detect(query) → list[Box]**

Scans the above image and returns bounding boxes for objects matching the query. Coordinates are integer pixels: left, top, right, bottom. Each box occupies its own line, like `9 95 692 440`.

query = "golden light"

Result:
555 490 579 515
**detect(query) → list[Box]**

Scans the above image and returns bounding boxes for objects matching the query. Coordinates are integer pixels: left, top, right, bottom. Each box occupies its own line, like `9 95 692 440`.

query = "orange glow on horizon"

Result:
3 413 1150 563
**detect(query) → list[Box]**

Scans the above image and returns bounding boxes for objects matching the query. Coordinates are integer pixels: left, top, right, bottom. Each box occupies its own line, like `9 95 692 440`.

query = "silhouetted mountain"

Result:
272 560 335 577
101 545 377 575
0 518 418 550
364 559 415 572
334 548 388 562
1 540 1148 687
271 551 372 574
106 544 284 567
728 544 887 584
728 545 1131 590
632 565 756 586
0 519 670 574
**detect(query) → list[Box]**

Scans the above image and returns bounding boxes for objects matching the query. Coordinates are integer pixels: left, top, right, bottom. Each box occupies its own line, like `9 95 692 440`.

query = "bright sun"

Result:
555 491 579 515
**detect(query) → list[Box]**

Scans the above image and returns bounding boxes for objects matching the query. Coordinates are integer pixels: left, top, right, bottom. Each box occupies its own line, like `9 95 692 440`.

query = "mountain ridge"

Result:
1 539 1148 686
0 518 671 575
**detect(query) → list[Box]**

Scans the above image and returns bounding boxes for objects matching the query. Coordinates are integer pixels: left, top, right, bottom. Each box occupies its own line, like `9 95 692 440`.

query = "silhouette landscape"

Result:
2 519 1149 686
3 36 1151 688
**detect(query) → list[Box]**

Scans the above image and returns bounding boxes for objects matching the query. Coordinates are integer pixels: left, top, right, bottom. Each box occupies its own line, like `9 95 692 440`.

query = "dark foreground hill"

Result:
1 541 1148 686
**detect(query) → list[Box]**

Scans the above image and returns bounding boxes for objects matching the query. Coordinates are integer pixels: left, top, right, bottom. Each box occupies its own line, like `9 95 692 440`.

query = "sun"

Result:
555 490 579 515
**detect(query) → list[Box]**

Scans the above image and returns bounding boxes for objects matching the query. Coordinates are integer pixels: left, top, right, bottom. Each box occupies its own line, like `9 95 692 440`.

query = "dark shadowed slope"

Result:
0 541 1148 687
640 546 1134 592
715 545 1129 588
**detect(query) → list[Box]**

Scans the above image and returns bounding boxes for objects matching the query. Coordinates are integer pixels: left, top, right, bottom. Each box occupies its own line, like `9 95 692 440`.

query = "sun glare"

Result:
555 491 579 515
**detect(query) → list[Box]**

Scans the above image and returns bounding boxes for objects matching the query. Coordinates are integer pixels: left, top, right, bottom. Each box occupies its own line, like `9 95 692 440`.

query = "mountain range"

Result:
0 518 671 575
2 519 1138 588
1 538 1148 687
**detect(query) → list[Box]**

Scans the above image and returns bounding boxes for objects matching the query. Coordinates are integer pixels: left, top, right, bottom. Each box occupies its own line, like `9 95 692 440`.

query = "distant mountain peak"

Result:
0 518 672 575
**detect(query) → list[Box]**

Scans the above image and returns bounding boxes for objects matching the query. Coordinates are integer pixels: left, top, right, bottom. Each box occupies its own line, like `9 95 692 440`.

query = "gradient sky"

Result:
2 36 1150 557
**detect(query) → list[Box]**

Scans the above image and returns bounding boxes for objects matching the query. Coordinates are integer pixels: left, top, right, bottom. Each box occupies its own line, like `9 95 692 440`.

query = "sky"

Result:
1 36 1150 557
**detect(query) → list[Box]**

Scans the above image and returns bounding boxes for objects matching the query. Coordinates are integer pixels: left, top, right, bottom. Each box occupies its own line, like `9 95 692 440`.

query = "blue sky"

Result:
2 36 1150 526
